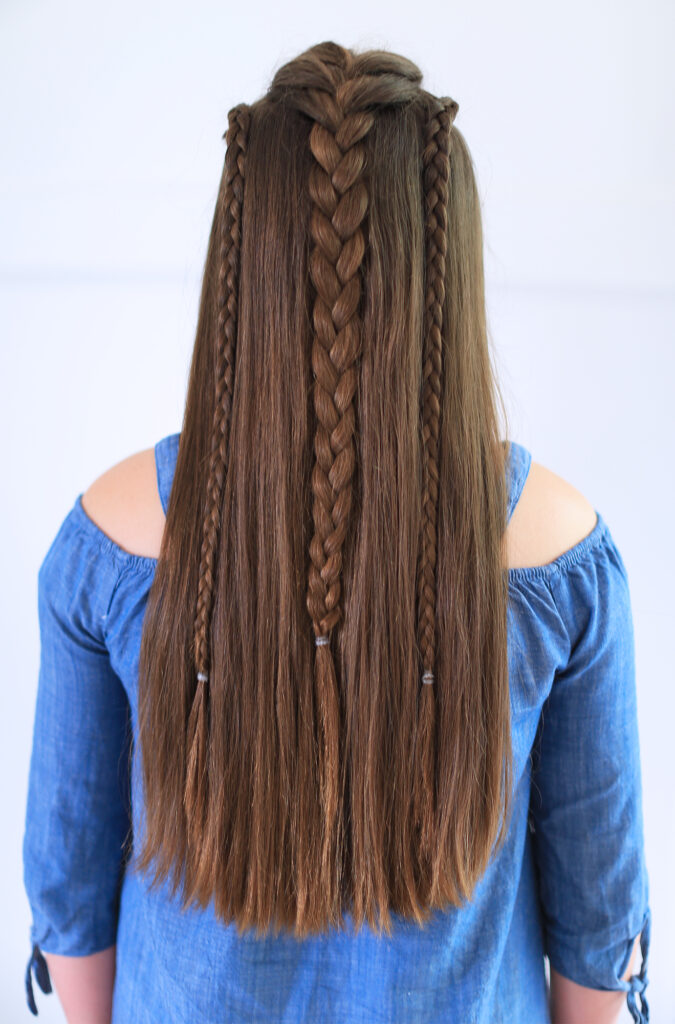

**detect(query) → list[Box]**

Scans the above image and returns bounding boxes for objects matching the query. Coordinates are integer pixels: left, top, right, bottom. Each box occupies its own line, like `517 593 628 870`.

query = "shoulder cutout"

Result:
505 460 598 570
80 448 166 560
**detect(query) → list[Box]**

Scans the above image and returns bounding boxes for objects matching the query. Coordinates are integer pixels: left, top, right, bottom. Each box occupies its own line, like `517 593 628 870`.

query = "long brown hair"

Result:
134 40 513 940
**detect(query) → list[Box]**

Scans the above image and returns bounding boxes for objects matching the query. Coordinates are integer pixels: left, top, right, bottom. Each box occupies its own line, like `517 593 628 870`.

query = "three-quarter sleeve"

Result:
22 505 132 1014
528 522 651 1023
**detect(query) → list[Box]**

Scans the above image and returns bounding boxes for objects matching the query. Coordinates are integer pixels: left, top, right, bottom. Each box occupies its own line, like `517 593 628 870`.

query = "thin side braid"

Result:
185 104 250 860
414 97 458 877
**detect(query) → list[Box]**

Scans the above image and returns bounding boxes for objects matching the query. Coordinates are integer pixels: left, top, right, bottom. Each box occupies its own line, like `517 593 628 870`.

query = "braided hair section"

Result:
185 104 250 866
414 97 458 884
269 44 421 926
305 85 375 915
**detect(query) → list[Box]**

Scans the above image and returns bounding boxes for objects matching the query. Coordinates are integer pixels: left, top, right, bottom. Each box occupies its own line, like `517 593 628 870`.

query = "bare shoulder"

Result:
505 459 598 570
80 447 166 559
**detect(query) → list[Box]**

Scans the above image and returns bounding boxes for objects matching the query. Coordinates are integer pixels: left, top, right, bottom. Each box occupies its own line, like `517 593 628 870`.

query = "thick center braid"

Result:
185 104 250 855
268 44 423 917
271 46 421 643
269 44 422 651
415 96 458 875
304 89 374 641
304 76 381 913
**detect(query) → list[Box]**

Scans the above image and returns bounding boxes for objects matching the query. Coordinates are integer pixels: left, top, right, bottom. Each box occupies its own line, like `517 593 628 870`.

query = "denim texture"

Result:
23 435 651 1022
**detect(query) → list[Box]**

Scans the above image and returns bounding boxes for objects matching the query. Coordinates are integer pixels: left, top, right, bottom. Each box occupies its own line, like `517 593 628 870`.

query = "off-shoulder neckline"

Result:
73 493 159 572
72 488 611 586
507 510 608 583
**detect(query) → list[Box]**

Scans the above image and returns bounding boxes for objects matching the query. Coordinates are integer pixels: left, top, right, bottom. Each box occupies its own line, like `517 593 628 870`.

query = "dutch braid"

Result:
185 104 250 858
414 97 458 878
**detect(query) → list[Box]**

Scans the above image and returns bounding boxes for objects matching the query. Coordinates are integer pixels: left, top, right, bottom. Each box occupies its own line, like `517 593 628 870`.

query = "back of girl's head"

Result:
134 40 512 940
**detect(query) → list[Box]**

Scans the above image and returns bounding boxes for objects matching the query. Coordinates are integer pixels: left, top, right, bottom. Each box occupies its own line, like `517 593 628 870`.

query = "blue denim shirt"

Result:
23 435 651 1023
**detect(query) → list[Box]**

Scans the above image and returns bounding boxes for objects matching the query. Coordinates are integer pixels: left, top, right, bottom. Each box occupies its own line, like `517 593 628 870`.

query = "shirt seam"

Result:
101 560 139 646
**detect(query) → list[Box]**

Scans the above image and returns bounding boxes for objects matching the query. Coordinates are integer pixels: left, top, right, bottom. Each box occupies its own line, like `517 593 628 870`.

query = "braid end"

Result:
184 675 209 850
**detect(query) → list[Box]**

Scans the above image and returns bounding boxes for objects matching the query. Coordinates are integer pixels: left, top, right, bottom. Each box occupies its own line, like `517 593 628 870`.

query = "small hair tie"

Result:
421 671 434 685
196 671 209 682
315 635 330 647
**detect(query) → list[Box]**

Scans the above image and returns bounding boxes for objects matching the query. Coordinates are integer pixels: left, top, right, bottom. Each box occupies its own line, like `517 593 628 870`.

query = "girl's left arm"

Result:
43 946 117 1024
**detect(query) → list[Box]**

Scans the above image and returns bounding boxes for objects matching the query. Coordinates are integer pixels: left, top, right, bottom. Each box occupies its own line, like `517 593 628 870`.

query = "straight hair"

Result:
134 40 513 939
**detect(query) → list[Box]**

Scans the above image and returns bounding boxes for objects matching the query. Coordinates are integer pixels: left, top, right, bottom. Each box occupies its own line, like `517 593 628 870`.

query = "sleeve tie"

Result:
626 906 651 1023
25 942 52 1016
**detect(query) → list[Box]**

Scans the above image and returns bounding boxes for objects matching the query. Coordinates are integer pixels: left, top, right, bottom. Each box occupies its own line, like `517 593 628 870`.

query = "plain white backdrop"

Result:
2 1 673 1020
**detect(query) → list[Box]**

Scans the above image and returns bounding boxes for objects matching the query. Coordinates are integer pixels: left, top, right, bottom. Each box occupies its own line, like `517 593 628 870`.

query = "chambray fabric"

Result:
23 435 651 1023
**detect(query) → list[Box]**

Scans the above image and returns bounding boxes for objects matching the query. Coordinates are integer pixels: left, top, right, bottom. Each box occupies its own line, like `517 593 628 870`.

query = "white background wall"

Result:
2 1 673 1020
